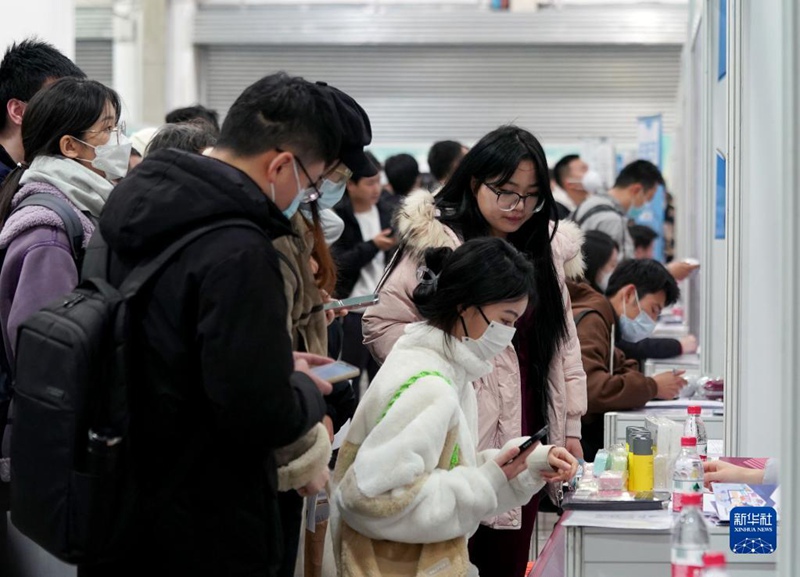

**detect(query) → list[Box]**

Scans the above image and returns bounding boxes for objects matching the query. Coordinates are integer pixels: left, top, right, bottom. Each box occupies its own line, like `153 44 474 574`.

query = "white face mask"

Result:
460 308 517 362
597 271 613 293
76 133 132 181
581 170 604 194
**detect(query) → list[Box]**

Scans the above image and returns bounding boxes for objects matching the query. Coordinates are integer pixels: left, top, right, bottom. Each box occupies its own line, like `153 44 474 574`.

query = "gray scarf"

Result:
19 155 114 218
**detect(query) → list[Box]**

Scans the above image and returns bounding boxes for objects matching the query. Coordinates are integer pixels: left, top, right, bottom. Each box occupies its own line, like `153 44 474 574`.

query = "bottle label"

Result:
697 443 708 461
671 548 704 577
672 480 703 511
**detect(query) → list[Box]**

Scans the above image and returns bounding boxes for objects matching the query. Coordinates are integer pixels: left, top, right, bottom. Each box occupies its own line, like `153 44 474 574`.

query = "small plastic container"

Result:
597 470 626 492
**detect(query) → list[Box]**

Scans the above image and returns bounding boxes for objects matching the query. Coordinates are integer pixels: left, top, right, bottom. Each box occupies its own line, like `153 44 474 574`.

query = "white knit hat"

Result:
130 127 159 157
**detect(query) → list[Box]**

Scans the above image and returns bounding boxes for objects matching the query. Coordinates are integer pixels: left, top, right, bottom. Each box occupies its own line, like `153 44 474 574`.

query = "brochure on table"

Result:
712 484 780 523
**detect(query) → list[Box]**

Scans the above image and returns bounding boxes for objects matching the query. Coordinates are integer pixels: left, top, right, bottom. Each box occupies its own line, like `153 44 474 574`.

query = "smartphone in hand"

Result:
310 360 361 384
322 294 380 312
516 425 549 454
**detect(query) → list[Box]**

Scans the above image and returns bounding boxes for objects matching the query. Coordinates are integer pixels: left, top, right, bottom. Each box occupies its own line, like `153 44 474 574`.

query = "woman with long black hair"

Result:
0 77 126 356
362 125 587 576
0 77 125 513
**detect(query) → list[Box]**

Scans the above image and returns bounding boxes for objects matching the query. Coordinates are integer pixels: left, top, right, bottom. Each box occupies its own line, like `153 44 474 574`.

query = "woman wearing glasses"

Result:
0 77 126 359
362 125 587 577
0 78 126 491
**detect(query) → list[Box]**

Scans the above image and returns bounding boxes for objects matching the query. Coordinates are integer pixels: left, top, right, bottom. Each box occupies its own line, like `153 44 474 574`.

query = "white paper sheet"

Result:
561 510 673 530
645 399 724 410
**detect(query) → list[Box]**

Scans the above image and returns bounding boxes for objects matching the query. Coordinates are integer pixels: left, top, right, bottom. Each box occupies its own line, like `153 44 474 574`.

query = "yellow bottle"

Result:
629 434 654 492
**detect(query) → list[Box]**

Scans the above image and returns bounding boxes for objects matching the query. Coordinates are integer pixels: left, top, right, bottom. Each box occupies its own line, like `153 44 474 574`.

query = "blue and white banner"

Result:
634 114 665 261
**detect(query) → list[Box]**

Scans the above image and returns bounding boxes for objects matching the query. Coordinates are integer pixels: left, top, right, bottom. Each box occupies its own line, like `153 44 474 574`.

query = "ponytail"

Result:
0 164 27 229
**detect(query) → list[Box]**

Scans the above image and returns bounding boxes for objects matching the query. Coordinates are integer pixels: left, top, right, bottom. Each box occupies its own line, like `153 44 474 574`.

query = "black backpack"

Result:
0 194 84 488
9 217 263 564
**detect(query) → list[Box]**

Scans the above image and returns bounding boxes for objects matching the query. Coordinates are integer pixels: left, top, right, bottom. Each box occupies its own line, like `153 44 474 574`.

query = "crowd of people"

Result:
0 37 741 577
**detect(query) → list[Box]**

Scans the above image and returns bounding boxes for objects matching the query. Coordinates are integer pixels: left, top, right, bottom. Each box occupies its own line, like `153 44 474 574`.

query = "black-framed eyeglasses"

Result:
484 182 545 214
277 148 325 201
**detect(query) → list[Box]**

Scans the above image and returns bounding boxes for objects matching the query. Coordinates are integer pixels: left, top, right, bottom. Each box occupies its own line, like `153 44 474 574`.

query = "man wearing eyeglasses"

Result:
89 73 343 577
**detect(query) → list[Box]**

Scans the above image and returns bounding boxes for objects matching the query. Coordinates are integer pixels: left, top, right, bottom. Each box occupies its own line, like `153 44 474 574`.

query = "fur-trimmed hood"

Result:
394 189 584 279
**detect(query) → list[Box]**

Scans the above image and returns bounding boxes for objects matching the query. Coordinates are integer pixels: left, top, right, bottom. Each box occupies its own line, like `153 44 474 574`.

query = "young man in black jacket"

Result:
91 73 340 577
332 160 397 396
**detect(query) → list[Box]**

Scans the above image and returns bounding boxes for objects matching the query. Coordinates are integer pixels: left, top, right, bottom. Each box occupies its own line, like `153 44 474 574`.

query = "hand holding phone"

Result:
516 425 549 454
494 425 549 481
310 360 361 384
322 294 380 312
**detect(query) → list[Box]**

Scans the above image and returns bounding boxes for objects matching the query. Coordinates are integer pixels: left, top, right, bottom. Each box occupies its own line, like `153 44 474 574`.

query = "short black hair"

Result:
553 154 580 188
215 72 340 166
427 140 464 182
364 150 381 171
147 121 218 156
629 224 659 250
350 150 380 183
606 259 679 305
165 104 220 134
384 153 419 196
0 38 85 132
613 159 665 191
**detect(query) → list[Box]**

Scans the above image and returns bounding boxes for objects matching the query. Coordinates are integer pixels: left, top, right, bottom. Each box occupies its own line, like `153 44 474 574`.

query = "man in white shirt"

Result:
331 158 398 396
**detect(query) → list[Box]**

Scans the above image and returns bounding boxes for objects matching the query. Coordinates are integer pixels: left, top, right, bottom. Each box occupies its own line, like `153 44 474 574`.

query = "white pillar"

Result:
0 0 75 60
165 0 199 113
778 0 799 573
726 0 787 460
112 0 143 128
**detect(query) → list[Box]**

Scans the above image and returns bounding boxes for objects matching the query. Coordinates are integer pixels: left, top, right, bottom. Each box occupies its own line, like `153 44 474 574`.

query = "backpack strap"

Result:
117 218 266 298
573 203 624 228
374 243 405 295
14 194 84 262
573 309 602 327
377 370 461 470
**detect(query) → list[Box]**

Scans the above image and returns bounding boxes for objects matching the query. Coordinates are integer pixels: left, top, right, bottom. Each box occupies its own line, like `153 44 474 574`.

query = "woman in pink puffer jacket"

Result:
362 126 587 577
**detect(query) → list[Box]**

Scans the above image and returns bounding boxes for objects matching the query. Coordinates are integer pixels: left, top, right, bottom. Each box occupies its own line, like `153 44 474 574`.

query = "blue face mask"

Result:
627 205 645 220
315 178 347 211
619 290 656 342
271 161 305 219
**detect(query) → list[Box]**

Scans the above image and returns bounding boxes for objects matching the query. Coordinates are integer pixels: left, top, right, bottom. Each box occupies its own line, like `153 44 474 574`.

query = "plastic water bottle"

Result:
684 406 708 460
672 437 703 512
702 552 729 576
671 492 709 577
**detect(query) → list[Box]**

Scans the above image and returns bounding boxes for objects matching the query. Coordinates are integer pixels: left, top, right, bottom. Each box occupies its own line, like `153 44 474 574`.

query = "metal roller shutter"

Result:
75 7 114 87
75 40 113 87
201 44 680 145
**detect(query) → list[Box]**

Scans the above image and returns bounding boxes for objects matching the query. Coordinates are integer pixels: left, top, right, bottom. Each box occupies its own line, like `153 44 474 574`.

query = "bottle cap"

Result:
681 436 697 447
626 426 648 447
681 492 703 507
688 406 702 415
632 435 653 455
703 552 726 567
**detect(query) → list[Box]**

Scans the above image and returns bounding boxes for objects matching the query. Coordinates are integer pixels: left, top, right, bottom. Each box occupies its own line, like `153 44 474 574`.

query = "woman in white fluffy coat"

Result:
332 238 577 577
